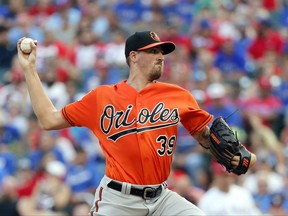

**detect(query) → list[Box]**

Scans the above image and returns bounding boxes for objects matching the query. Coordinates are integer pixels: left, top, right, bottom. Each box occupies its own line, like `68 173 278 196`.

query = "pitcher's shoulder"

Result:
156 82 190 92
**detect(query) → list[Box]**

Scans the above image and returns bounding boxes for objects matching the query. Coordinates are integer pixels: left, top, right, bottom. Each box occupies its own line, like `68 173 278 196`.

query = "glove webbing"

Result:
209 135 235 172
209 117 252 175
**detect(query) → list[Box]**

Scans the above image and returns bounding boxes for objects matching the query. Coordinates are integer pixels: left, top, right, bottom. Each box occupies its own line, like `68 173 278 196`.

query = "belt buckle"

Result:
142 187 155 200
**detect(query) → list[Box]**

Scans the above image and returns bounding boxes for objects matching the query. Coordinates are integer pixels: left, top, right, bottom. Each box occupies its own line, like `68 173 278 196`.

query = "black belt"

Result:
107 180 163 200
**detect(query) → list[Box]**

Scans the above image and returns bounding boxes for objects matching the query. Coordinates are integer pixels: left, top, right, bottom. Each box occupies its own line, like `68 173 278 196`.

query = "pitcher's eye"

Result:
147 48 163 54
150 49 158 54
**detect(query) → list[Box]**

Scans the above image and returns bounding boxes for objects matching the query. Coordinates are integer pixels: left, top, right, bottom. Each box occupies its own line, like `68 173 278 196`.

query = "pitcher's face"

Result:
136 47 164 81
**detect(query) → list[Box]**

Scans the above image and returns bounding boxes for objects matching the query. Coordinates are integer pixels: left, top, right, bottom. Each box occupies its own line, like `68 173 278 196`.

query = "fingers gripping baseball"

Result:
20 38 34 53
17 37 38 70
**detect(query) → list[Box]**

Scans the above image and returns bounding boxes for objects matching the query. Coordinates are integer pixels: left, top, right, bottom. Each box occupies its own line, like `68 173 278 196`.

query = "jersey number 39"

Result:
157 135 176 156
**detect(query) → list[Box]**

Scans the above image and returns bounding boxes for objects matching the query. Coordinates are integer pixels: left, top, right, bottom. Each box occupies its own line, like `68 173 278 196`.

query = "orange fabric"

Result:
62 81 213 184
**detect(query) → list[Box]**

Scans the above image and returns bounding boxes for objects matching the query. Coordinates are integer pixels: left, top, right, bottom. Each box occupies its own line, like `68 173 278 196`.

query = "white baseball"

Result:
20 38 33 54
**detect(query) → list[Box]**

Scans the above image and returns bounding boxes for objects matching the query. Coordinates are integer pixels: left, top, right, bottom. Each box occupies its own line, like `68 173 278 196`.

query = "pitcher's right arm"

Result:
17 38 70 130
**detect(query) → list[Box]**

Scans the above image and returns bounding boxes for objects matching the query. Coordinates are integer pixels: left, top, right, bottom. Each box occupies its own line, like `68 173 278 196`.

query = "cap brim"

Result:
138 41 176 55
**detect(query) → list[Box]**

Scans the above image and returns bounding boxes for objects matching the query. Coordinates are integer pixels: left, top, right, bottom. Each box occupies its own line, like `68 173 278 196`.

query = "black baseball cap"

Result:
125 31 176 58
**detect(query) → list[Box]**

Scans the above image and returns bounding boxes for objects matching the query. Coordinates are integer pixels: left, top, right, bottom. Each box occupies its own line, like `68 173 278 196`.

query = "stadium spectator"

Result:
28 131 66 171
0 25 18 81
205 82 244 129
242 75 283 129
213 38 247 80
248 18 284 61
18 160 71 216
0 176 20 216
113 0 144 28
8 12 45 44
168 169 205 205
66 146 103 198
198 161 261 215
44 0 81 44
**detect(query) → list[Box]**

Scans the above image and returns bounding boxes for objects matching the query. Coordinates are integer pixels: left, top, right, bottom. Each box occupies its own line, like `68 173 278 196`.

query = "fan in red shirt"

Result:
248 19 284 60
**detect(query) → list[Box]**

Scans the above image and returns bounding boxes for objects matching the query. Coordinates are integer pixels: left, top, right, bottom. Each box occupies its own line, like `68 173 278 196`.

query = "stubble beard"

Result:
148 64 163 81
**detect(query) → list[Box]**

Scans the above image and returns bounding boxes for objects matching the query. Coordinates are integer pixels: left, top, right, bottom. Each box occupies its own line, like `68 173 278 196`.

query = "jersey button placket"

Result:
138 93 143 106
136 93 143 133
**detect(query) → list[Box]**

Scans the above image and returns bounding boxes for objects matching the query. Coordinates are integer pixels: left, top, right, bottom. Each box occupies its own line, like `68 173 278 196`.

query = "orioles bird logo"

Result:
150 32 160 42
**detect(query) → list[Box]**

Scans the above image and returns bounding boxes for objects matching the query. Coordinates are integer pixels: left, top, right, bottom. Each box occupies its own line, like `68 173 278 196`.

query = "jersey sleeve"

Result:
180 92 213 136
61 89 98 129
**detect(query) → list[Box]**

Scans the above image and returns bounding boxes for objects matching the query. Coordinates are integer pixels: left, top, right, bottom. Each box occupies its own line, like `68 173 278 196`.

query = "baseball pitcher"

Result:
17 31 256 216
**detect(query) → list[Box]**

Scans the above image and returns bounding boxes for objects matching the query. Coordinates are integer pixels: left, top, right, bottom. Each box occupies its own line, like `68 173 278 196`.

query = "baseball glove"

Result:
209 117 252 175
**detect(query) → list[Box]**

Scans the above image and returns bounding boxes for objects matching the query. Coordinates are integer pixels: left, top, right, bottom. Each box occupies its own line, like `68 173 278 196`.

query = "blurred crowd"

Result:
1 0 288 215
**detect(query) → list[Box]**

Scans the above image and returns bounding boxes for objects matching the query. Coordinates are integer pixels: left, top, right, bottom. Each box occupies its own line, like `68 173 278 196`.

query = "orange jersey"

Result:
62 81 213 184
